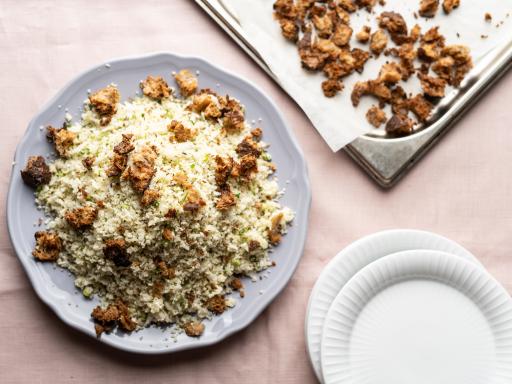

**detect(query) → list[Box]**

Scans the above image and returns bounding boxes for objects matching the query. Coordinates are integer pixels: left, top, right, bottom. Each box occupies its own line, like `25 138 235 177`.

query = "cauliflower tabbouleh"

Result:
23 70 293 338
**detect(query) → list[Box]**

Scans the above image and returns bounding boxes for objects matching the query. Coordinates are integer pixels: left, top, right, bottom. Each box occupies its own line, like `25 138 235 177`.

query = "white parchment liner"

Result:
225 0 512 151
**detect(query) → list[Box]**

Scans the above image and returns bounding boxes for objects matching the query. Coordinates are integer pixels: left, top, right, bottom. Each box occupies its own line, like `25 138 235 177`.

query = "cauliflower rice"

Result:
33 74 293 336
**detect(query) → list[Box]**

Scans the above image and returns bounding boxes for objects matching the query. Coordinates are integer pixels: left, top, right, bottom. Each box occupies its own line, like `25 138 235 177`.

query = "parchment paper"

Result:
224 0 512 151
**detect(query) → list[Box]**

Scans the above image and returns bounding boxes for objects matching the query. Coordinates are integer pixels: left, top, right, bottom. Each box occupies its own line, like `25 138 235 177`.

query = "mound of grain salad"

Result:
22 70 294 338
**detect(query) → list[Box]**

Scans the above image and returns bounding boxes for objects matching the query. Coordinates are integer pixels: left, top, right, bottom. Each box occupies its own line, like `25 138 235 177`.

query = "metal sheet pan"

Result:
195 0 512 187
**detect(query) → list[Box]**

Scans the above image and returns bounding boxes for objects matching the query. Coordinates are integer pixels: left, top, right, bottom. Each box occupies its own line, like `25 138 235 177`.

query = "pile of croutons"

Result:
273 0 473 136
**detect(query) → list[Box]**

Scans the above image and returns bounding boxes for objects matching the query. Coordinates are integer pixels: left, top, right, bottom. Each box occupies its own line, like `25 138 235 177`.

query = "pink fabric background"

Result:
1 1 512 383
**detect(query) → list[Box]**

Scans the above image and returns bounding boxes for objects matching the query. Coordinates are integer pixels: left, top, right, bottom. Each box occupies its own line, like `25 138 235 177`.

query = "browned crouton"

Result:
127 146 157 193
323 61 350 80
378 12 408 44
322 79 344 97
431 52 471 87
219 95 242 118
21 156 51 187
351 79 392 106
437 45 473 86
268 212 284 245
183 189 206 213
174 172 205 213
300 41 330 70
236 137 261 158
187 92 222 120
312 13 334 38
174 69 198 97
422 26 445 45
32 231 62 261
91 300 135 337
442 45 471 65
314 39 342 59
203 101 222 119
65 206 98 230
251 127 263 139
249 239 261 251
356 25 371 43
140 75 171 100
407 94 433 122
351 48 370 73
113 134 135 155
431 57 455 84
338 0 357 12
216 185 236 211
418 43 441 62
140 189 160 207
89 85 120 125
168 120 196 143
419 0 439 18
332 24 353 47
390 86 409 115
223 109 245 133
278 18 299 42
215 156 235 186
369 29 388 56
184 321 205 337
154 257 175 278
188 93 213 113
92 304 120 324
378 62 402 84
82 156 95 170
386 113 415 136
103 238 130 267
116 301 136 332
162 228 173 241
230 277 245 297
207 295 226 314
273 0 297 18
164 208 177 219
397 43 417 80
366 106 387 128
452 61 473 87
297 30 329 70
173 171 191 189
356 0 377 11
47 126 76 158
443 0 460 14
418 73 446 97
151 281 164 298
239 154 258 179
409 24 422 42
230 278 244 291
106 153 128 177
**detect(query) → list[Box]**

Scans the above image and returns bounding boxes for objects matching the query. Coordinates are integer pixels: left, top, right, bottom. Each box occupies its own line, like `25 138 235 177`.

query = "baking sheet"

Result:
224 0 512 151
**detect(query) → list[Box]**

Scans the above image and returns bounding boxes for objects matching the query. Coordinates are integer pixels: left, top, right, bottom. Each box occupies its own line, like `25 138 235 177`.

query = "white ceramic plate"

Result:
6 52 311 353
306 229 481 382
321 250 512 384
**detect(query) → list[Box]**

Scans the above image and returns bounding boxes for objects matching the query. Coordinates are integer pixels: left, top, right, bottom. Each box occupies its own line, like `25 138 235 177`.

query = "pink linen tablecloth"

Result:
1 1 512 383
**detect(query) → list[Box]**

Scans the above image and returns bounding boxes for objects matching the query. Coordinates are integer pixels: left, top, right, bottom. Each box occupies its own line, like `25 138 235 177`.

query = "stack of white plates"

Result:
306 230 512 384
